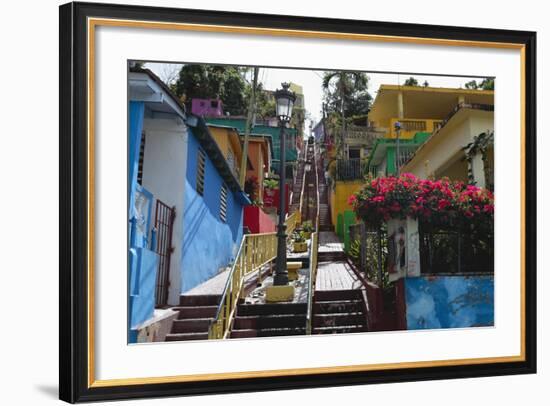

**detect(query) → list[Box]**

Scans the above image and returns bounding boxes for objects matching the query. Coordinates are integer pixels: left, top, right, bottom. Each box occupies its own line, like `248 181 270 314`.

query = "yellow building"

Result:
329 84 494 240
245 134 271 202
368 85 494 139
207 124 246 180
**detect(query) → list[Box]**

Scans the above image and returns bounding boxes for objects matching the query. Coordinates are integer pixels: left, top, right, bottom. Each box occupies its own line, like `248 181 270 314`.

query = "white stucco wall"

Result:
141 115 189 306
403 109 494 179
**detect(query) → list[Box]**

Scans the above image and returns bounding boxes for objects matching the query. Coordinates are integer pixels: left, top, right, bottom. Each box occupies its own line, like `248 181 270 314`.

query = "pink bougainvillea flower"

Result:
351 173 493 228
438 199 451 210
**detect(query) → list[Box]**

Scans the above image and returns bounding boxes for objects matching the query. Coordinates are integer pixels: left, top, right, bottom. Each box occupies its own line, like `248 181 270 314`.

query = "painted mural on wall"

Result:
405 275 494 330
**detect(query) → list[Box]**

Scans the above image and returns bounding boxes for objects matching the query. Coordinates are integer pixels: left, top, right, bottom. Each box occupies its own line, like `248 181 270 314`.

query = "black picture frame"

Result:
59 1 537 403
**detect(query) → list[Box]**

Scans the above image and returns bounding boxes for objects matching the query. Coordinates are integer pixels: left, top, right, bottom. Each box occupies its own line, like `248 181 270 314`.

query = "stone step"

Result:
230 327 306 338
312 325 368 335
314 299 363 314
318 225 334 232
315 289 363 302
236 302 307 316
173 305 218 319
165 332 209 341
233 314 306 330
171 318 212 333
313 313 365 328
317 251 346 261
179 294 221 306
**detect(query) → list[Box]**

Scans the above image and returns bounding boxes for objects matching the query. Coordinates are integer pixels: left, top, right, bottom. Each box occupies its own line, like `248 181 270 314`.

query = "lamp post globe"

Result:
273 83 296 286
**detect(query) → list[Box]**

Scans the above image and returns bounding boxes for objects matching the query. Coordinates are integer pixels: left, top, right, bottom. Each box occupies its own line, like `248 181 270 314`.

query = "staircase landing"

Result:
318 232 344 255
316 261 364 291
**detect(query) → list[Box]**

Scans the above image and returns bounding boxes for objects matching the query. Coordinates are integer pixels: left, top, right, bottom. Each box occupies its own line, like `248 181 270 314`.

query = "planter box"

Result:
293 241 308 253
302 231 312 240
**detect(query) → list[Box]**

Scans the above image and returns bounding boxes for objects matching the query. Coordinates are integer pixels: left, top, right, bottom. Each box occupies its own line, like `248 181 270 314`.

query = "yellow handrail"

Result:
285 210 301 236
306 231 319 335
208 210 301 339
306 142 321 334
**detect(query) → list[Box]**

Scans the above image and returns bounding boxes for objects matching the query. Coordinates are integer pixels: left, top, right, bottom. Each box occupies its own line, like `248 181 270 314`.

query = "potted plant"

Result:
293 231 308 253
301 220 314 239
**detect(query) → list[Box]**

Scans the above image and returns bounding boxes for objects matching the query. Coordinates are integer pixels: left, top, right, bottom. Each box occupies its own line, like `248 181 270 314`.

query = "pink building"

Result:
191 98 224 117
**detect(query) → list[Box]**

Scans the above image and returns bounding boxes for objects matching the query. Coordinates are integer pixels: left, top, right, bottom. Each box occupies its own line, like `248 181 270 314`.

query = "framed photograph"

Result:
59 1 536 403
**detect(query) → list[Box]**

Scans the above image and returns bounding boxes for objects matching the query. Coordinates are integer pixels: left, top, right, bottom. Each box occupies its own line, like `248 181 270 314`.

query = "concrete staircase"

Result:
165 294 220 341
230 302 307 338
289 152 306 214
312 290 368 335
318 204 332 231
316 149 333 232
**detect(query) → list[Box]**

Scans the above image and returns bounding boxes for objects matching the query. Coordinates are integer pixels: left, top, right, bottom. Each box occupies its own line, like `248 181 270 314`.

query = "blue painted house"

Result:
128 68 250 342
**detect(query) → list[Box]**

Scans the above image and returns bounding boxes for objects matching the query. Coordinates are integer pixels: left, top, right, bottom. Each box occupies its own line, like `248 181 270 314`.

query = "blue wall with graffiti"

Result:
180 128 244 293
128 101 160 340
405 275 494 329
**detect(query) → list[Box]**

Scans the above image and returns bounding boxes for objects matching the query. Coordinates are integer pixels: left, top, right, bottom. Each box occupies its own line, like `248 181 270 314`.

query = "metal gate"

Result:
154 200 176 307
418 223 494 274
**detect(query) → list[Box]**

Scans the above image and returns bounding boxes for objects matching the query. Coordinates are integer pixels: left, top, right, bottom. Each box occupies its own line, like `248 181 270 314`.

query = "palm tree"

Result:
322 72 369 158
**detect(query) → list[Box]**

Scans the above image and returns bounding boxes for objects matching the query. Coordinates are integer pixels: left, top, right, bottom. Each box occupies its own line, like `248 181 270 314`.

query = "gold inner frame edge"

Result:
86 17 527 388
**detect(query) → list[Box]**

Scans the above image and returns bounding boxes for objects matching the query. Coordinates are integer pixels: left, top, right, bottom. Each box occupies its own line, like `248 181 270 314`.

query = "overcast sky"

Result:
145 62 484 133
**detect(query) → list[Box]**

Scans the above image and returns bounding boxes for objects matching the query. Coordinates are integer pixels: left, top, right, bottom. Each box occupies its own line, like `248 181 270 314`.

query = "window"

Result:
137 132 146 185
196 149 206 196
348 148 361 159
220 183 228 222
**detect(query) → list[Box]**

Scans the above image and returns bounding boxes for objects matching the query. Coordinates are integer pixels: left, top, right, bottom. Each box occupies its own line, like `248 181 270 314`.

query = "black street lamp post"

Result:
273 83 296 286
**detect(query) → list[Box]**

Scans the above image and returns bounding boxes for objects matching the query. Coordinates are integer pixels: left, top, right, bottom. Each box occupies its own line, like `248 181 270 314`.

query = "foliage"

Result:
463 131 494 191
172 65 248 115
292 231 306 243
322 71 372 117
301 220 314 232
464 80 478 90
403 77 419 86
251 82 276 120
244 175 259 203
349 173 494 238
263 177 278 189
464 78 495 90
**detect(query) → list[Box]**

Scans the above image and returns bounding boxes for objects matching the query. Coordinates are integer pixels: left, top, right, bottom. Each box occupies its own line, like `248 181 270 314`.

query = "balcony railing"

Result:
395 145 419 170
344 126 386 145
335 158 368 181
389 118 443 139
434 103 494 137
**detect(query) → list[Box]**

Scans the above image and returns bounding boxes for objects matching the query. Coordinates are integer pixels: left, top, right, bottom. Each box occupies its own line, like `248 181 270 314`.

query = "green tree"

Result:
172 65 248 115
250 82 275 120
322 71 371 118
403 77 419 86
464 78 494 90
465 80 479 90
478 78 495 90
322 71 372 158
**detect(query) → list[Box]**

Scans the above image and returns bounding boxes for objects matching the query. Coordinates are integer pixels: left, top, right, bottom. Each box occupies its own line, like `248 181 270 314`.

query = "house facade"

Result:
207 124 245 180
330 84 494 245
128 69 250 342
205 117 299 175
401 104 494 190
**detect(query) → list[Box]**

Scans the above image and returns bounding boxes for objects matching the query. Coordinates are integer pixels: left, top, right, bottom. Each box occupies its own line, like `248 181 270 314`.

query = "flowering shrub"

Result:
245 175 259 203
349 173 494 234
